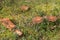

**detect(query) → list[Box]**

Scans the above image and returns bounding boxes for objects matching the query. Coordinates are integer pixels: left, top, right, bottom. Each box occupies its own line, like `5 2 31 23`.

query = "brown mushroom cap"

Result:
47 16 57 22
0 18 15 30
14 29 23 36
32 16 43 24
20 5 29 11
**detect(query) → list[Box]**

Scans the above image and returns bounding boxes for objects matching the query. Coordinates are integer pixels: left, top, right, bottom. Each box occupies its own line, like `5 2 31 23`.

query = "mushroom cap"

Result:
15 29 22 36
20 5 29 11
32 16 43 24
0 18 15 30
47 16 57 22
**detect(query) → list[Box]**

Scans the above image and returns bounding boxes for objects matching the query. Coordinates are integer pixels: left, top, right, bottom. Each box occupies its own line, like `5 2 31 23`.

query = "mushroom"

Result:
20 5 30 11
32 16 43 24
47 16 57 22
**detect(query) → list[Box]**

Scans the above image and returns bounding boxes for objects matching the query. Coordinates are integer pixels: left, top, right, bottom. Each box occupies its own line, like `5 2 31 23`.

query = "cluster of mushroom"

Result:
20 5 58 23
32 16 57 24
20 5 58 24
0 18 22 36
0 5 58 36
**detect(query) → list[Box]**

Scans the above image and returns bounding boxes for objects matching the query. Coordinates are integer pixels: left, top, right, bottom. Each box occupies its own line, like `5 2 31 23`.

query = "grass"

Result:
0 0 60 40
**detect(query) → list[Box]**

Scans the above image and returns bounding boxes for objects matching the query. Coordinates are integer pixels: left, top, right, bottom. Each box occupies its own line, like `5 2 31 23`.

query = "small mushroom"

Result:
14 29 23 36
0 18 16 30
47 16 57 22
32 16 43 24
20 5 30 11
